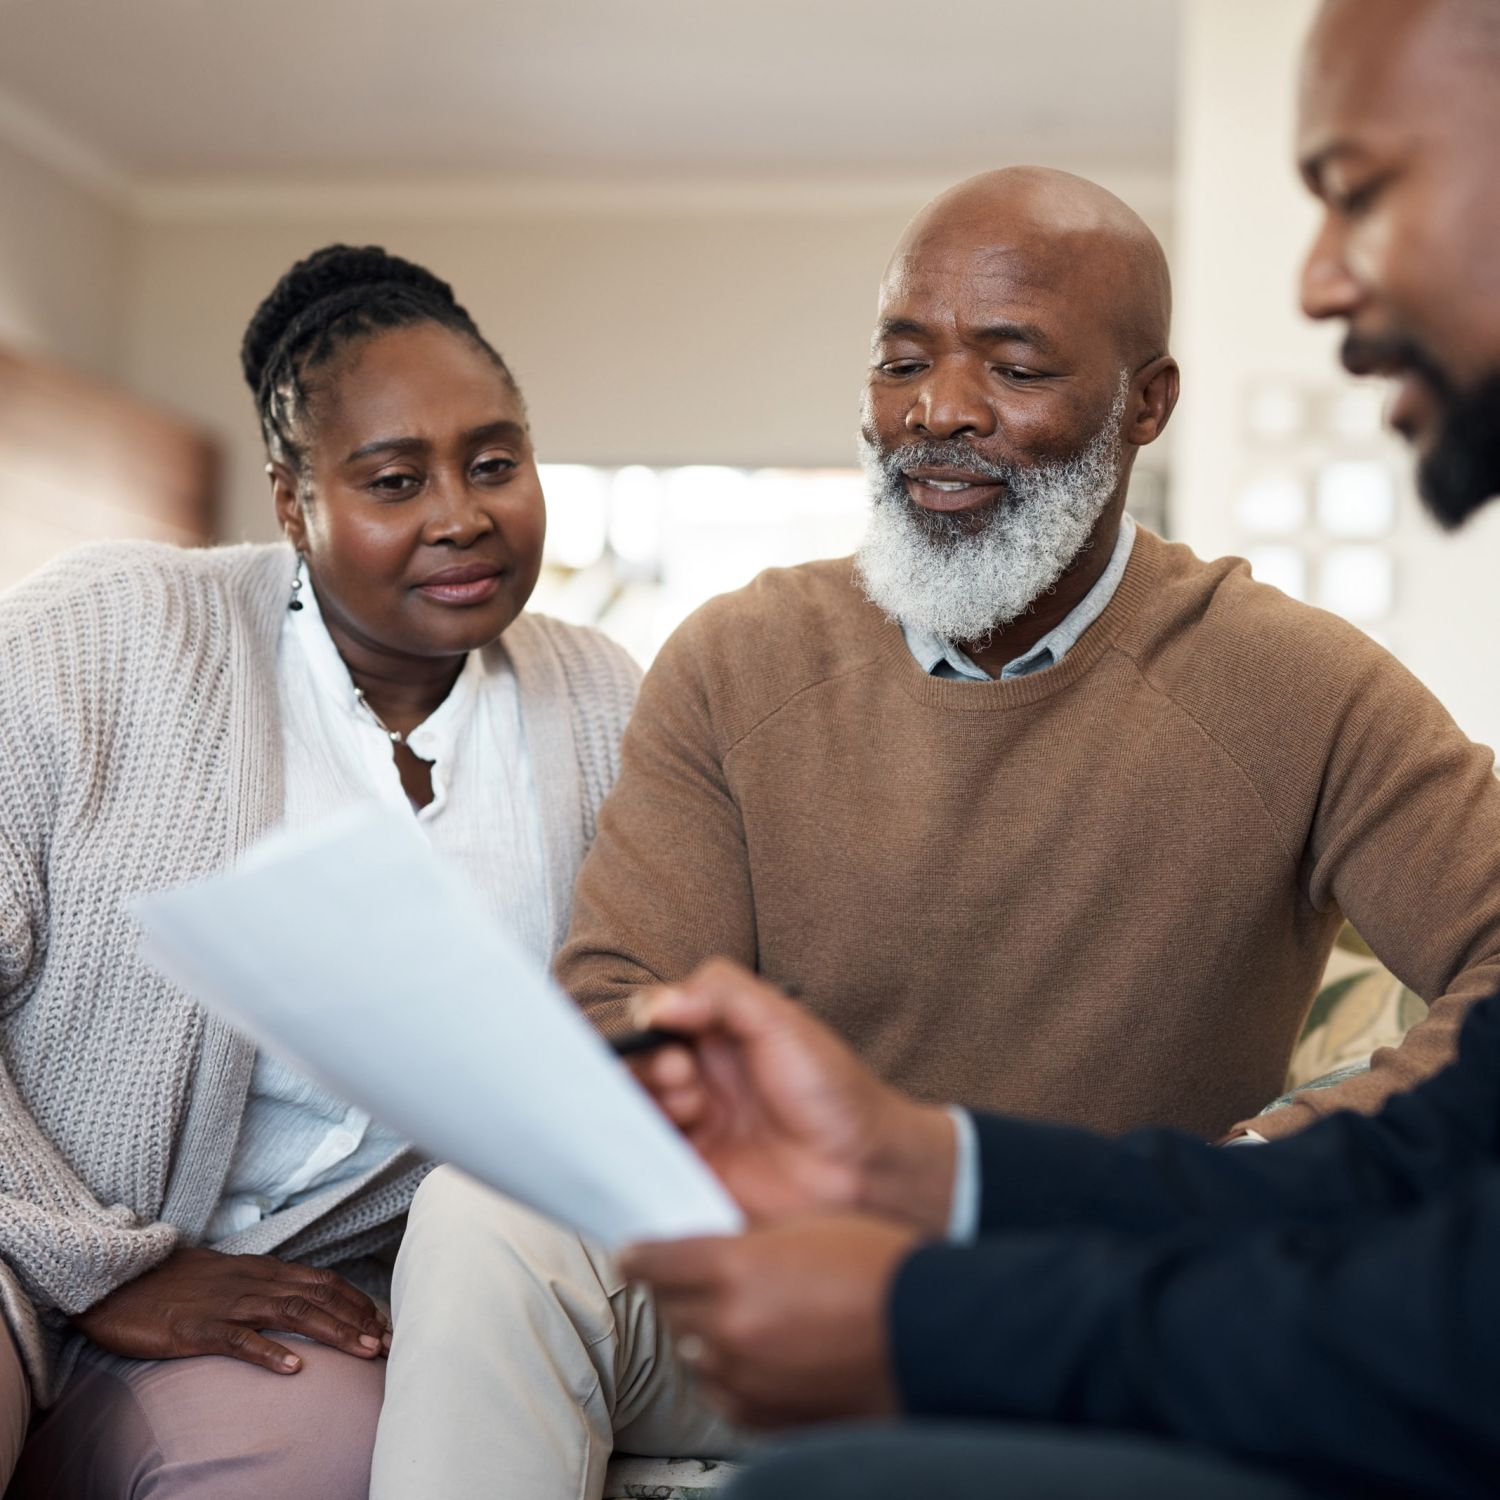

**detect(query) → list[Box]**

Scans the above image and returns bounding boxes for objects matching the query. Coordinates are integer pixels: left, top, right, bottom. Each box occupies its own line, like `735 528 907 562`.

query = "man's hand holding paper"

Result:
631 960 959 1232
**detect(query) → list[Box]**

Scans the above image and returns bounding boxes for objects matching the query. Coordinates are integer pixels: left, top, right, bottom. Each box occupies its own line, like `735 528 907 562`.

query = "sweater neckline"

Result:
879 528 1163 711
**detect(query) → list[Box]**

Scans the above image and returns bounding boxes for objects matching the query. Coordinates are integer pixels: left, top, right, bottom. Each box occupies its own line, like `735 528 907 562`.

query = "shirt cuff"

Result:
945 1106 982 1242
1224 1129 1270 1146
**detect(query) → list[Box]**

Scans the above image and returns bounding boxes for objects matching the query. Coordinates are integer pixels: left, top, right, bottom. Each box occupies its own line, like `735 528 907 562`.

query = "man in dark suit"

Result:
619 2 1500 1495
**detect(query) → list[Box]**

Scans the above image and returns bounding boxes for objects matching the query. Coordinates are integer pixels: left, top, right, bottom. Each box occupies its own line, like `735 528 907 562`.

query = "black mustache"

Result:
1341 331 1451 394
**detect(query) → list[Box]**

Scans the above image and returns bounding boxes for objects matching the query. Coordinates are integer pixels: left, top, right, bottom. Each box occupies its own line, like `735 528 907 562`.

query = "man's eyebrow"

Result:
875 318 931 341
972 321 1054 355
875 317 1054 354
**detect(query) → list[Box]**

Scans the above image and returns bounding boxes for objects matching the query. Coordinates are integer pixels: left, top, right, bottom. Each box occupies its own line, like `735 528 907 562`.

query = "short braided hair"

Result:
241 244 522 479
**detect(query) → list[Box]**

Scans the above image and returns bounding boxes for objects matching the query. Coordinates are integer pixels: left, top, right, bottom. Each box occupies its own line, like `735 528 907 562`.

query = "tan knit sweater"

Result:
0 541 639 1403
560 529 1500 1143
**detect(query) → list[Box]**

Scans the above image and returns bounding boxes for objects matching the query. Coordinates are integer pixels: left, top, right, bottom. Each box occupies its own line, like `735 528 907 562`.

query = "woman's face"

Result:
274 322 546 662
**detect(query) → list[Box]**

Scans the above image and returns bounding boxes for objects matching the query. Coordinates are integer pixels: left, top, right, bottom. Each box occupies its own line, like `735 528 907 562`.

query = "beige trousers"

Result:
371 1165 742 1500
0 1313 384 1498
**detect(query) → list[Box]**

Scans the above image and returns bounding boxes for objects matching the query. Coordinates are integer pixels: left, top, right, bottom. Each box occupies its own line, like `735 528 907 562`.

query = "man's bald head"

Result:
884 167 1173 368
1313 0 1500 71
859 167 1180 653
1306 0 1500 127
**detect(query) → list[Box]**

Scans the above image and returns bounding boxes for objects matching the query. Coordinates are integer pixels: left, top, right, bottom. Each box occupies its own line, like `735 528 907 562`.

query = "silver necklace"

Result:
353 688 410 747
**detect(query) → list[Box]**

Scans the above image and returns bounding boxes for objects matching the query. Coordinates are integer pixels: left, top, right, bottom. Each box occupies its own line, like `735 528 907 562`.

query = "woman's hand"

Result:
632 959 958 1233
73 1246 391 1374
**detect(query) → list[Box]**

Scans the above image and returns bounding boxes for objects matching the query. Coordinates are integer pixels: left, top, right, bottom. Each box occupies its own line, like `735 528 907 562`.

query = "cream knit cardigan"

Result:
0 540 640 1403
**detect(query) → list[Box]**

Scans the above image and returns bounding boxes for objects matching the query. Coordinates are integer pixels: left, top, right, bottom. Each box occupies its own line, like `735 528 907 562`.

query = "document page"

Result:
134 806 743 1247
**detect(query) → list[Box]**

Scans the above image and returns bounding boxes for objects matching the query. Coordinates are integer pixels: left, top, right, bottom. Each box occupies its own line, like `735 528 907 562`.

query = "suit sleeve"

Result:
890 997 1500 1491
891 1171 1500 1498
555 612 757 1036
971 987 1500 1238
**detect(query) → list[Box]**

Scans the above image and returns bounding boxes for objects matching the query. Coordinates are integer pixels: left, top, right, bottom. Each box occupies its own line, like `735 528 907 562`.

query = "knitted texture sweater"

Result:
0 541 639 1403
559 529 1500 1142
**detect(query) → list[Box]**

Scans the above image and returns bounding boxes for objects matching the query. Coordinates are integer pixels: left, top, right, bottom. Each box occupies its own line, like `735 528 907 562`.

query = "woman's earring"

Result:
288 571 304 612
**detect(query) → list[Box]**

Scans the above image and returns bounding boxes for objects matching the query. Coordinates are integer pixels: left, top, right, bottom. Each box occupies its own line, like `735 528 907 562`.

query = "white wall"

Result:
122 174 1174 545
0 104 127 377
1172 0 1500 752
1173 0 1328 565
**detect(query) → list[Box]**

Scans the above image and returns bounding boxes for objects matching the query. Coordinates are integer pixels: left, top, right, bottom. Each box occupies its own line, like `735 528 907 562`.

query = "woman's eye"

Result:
369 472 419 497
472 457 516 483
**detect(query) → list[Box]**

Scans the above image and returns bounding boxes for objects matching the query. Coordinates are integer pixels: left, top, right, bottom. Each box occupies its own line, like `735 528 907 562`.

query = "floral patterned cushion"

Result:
603 1455 741 1498
1261 923 1427 1112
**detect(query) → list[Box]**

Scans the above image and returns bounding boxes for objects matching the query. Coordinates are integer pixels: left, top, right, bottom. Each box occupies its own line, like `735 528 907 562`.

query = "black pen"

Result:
610 980 803 1058
609 1026 696 1059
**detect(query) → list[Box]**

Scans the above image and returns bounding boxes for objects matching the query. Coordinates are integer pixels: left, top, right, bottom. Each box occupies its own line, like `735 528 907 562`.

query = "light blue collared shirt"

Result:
946 1107 983 1241
903 513 1137 685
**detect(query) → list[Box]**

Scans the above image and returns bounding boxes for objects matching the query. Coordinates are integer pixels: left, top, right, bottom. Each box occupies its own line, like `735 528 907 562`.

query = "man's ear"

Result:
270 462 308 552
1126 357 1180 447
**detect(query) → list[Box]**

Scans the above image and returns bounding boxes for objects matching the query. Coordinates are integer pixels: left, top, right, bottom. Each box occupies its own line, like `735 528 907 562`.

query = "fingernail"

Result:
282 1354 301 1370
360 1334 381 1350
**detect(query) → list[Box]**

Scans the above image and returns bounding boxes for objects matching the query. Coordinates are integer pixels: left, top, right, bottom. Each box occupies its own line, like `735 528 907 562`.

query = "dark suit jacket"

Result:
889 991 1500 1499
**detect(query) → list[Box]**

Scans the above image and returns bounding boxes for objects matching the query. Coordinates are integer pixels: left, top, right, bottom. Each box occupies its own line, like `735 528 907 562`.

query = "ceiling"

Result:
0 0 1179 179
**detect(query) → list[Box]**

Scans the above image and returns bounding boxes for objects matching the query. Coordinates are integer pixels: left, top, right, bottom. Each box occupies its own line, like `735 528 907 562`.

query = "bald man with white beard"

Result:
557 166 1500 1141
370 166 1500 1500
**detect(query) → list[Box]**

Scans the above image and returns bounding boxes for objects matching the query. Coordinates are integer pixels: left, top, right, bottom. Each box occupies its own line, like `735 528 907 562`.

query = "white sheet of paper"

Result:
133 805 743 1247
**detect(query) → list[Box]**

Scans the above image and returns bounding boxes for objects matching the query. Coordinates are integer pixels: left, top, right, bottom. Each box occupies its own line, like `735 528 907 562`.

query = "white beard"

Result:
855 378 1129 646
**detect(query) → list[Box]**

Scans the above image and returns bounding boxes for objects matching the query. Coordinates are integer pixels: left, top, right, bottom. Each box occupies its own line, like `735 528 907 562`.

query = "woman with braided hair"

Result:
0 244 639 1495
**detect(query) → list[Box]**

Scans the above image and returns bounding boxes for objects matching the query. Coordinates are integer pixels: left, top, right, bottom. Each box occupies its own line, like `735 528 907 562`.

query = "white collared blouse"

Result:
206 571 556 1243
